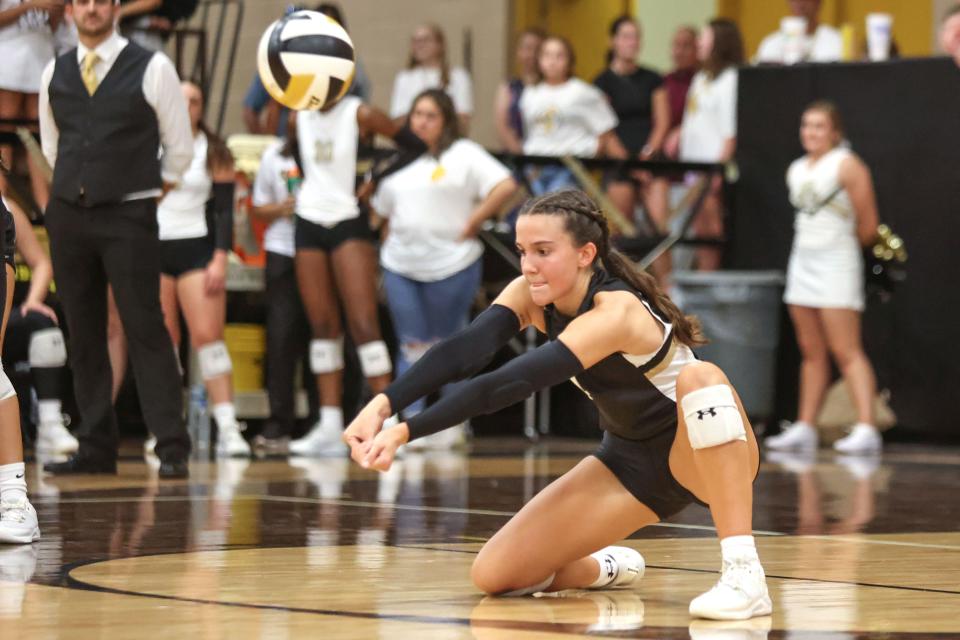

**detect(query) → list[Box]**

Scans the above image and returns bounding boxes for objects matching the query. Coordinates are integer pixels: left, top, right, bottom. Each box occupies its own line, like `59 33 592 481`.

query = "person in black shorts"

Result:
345 190 771 621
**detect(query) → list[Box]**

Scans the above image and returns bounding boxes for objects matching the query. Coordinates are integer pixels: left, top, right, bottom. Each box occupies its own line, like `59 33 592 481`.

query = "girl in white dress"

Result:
0 0 61 210
767 101 883 454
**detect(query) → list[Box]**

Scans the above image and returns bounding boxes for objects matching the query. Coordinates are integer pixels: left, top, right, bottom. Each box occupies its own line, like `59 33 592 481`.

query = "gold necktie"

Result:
81 52 100 96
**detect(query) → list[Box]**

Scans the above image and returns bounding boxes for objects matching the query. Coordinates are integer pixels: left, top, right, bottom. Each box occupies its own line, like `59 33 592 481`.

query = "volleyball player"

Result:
345 189 771 621
288 93 425 456
154 81 249 458
3 203 75 455
0 197 39 543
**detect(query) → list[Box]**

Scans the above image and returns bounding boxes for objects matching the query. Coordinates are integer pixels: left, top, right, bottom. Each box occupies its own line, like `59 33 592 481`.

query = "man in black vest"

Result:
38 0 194 478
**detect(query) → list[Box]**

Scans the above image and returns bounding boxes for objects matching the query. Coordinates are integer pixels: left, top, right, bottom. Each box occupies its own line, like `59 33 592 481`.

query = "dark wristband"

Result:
211 181 234 251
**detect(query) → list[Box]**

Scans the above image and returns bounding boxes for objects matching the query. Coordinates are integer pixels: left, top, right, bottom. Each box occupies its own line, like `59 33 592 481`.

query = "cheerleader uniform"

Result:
0 0 55 93
783 146 864 311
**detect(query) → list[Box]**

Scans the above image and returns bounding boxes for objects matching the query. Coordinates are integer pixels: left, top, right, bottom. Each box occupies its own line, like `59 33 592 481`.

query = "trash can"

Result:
670 271 785 420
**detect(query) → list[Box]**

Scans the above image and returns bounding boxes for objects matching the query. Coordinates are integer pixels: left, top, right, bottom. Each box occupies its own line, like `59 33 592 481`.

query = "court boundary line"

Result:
48 493 960 551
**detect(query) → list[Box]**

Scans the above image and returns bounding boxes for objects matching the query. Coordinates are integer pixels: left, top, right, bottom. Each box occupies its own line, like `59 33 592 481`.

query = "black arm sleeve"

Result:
211 182 234 252
369 126 427 184
406 339 585 441
383 304 520 414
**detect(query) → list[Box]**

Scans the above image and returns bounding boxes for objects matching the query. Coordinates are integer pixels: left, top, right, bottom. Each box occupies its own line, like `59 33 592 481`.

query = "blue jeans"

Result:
383 260 483 417
526 165 577 196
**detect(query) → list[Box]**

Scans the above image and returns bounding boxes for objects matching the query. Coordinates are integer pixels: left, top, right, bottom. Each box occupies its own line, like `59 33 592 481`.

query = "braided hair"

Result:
519 190 706 347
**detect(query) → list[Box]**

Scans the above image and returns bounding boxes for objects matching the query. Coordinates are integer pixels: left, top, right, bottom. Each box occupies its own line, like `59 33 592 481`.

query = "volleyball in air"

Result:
257 10 355 111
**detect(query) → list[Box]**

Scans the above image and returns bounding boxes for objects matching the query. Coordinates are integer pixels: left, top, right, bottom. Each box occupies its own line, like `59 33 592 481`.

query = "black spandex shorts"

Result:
594 428 709 519
160 235 214 278
294 215 375 253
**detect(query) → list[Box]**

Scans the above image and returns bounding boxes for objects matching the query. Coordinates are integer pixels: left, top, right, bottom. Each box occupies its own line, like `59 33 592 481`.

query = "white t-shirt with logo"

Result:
251 141 296 258
373 139 510 282
679 68 738 163
520 78 618 157
756 24 843 64
389 66 473 118
0 0 56 92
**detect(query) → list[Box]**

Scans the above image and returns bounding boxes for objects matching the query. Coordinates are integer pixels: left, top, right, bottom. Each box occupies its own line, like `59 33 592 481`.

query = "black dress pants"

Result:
44 197 189 462
264 251 316 435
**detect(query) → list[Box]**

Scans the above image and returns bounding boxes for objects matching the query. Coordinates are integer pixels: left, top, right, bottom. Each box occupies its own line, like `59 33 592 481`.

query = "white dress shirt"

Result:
755 24 843 64
38 31 193 199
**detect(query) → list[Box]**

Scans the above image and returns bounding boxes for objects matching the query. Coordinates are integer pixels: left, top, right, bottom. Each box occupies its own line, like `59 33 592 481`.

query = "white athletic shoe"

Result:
216 423 251 458
35 420 79 455
0 497 41 544
689 557 772 620
765 421 818 451
289 420 348 457
589 546 645 589
832 423 882 454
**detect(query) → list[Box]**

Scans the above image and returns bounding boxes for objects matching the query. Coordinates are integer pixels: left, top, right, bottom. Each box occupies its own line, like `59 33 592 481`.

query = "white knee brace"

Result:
680 384 746 450
198 341 233 380
310 337 344 374
357 340 392 378
0 361 15 401
28 328 67 368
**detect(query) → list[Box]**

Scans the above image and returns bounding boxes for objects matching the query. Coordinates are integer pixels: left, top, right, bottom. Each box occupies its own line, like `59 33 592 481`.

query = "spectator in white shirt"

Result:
755 0 842 64
678 18 744 271
520 35 626 196
373 89 517 447
390 23 473 134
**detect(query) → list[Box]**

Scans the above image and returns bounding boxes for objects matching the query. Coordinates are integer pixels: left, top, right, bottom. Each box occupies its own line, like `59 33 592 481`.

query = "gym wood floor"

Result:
5 438 960 639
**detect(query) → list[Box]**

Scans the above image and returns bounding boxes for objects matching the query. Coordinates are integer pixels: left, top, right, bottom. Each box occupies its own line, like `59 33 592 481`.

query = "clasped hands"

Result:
342 394 409 472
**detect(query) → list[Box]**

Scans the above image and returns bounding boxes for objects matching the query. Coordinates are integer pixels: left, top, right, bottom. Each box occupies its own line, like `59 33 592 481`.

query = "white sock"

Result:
0 462 27 503
212 403 237 430
320 406 343 432
792 421 813 430
38 399 63 426
851 422 876 431
720 535 759 562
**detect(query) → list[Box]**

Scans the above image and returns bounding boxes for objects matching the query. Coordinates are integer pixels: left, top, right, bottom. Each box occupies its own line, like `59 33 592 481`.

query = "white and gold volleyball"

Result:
256 11 356 111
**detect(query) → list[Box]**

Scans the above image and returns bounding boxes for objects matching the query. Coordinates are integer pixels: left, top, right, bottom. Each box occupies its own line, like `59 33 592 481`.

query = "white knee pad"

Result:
680 384 746 450
28 328 67 368
357 340 392 378
310 338 344 374
198 341 233 380
0 362 15 401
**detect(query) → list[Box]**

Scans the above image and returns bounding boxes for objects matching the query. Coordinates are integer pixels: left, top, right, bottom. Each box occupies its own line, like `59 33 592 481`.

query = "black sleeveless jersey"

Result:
543 270 697 441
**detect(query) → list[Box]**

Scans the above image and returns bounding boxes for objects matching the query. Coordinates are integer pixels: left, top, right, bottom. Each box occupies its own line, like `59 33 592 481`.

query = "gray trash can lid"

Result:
671 270 785 286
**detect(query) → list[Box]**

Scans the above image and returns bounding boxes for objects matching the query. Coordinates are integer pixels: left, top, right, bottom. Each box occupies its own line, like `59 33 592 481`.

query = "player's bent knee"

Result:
680 384 746 450
676 362 726 395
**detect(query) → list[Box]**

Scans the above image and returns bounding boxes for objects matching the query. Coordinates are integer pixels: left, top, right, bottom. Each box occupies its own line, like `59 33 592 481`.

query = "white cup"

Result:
781 16 808 64
866 13 893 61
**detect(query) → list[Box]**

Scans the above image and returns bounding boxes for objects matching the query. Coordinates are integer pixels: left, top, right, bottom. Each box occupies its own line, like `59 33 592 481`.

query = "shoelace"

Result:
0 500 28 524
716 558 758 593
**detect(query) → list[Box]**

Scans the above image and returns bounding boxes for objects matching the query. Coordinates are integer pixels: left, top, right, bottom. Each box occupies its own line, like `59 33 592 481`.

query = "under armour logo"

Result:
696 408 717 420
